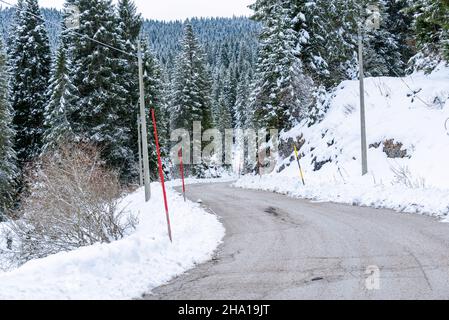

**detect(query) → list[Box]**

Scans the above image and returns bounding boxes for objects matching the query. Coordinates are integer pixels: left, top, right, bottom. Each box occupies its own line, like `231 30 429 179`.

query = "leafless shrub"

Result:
8 143 137 264
391 165 426 189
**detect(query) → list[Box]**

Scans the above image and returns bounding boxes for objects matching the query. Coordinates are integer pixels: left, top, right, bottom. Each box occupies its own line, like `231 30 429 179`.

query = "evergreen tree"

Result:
66 0 134 180
170 23 213 176
410 0 449 70
249 0 313 129
9 0 51 165
0 38 17 218
384 0 415 70
116 0 142 166
234 72 252 129
361 0 406 77
42 43 75 152
170 23 213 131
300 0 359 86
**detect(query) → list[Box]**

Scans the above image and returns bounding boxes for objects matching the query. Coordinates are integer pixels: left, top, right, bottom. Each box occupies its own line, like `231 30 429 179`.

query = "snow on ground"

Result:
236 64 449 222
0 182 225 300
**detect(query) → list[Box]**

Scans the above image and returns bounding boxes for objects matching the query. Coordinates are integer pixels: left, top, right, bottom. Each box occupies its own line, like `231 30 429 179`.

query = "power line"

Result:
0 0 137 59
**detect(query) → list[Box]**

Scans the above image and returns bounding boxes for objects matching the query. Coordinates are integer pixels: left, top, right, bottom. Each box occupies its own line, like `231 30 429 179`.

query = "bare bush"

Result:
9 143 137 263
391 165 426 189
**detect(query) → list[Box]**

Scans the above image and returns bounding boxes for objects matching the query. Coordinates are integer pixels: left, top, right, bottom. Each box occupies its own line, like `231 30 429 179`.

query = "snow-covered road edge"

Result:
235 175 449 223
0 183 225 300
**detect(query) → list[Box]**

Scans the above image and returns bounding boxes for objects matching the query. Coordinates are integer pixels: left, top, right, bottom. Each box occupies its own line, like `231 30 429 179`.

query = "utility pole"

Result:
358 22 368 176
137 113 143 187
138 40 151 201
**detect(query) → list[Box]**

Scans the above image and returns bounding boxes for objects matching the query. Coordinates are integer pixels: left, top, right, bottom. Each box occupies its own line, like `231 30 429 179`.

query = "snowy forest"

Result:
0 0 449 279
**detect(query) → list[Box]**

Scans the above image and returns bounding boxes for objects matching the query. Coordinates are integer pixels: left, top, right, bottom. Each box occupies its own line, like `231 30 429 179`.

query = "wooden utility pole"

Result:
138 40 151 201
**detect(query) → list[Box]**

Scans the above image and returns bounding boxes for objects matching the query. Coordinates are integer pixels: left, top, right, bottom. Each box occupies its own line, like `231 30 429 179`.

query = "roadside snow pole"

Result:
151 108 173 242
138 40 152 201
178 148 186 202
294 145 306 186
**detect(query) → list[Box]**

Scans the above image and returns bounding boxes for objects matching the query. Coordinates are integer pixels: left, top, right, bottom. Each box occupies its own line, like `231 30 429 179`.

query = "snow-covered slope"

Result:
237 64 449 220
0 183 224 300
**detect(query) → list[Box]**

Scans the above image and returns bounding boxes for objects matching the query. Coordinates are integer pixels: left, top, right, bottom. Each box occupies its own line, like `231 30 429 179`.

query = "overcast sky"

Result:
2 0 254 21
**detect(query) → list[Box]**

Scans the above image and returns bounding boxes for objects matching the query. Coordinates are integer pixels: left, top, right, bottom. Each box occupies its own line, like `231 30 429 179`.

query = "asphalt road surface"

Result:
144 183 449 300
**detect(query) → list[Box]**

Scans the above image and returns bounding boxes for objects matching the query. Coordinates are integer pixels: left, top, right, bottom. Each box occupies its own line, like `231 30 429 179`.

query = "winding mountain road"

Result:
145 183 449 300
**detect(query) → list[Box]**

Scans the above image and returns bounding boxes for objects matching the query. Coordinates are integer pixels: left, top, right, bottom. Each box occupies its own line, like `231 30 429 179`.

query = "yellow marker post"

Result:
294 145 306 186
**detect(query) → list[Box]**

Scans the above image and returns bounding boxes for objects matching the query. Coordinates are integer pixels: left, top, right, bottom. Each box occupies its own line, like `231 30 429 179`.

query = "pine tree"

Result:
66 0 134 180
361 0 405 77
9 0 51 166
0 38 17 218
249 0 313 129
300 0 359 87
216 92 233 134
116 0 142 168
42 43 75 152
170 23 213 177
234 72 252 129
384 0 415 71
410 0 449 70
170 23 213 131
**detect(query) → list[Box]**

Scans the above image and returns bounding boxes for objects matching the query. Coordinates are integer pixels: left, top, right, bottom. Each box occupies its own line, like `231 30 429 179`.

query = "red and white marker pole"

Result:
151 108 173 242
178 148 186 202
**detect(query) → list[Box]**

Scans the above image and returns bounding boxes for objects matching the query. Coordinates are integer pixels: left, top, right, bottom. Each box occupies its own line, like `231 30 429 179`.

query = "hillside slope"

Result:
237 64 449 220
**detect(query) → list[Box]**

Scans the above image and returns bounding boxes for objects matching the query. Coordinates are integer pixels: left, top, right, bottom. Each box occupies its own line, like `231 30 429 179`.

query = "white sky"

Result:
2 0 254 21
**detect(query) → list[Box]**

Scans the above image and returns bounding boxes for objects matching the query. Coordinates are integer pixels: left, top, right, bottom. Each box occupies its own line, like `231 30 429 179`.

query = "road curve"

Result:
144 183 449 300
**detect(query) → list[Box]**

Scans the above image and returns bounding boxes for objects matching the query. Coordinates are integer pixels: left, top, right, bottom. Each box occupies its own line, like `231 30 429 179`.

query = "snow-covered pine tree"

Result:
234 71 252 129
220 68 237 128
170 23 213 177
216 91 233 134
360 0 404 77
9 0 51 166
116 0 142 166
66 0 134 180
384 0 415 73
249 0 313 129
409 0 449 71
0 38 17 219
300 0 359 87
42 42 75 152
170 23 213 131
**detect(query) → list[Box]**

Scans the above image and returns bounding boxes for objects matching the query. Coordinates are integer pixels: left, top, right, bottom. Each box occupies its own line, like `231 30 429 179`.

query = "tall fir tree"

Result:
116 0 142 168
234 71 252 129
409 0 449 71
170 23 213 176
9 0 51 166
66 0 134 180
300 0 359 87
249 0 313 129
361 0 407 77
170 23 213 131
0 38 17 219
42 42 76 152
384 0 415 71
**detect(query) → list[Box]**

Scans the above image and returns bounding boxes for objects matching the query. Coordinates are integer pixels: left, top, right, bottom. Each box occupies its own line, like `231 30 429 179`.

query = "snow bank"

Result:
0 183 224 300
236 64 449 221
